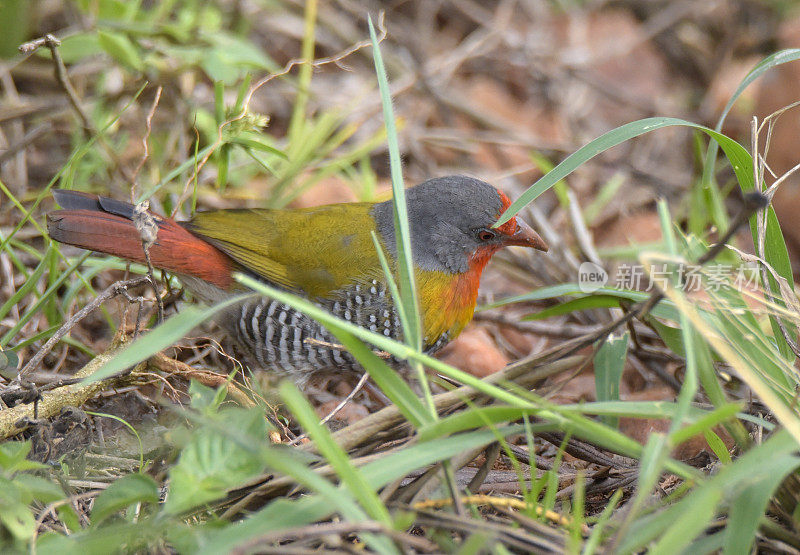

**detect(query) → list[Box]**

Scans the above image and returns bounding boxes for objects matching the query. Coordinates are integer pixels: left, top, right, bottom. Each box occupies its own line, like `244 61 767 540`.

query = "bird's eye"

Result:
477 229 497 241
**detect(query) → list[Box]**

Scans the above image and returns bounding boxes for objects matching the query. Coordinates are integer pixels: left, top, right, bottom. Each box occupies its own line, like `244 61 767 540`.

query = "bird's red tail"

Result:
47 191 235 289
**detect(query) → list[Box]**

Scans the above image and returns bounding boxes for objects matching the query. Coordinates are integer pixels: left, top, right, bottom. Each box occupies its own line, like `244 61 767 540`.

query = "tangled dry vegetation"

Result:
2 0 800 552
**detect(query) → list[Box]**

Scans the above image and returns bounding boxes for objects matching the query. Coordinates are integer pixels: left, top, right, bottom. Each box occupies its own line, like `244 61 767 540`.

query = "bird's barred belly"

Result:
234 279 418 380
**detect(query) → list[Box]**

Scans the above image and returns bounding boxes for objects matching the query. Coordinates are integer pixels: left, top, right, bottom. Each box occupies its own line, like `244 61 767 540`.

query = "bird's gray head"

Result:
372 175 547 274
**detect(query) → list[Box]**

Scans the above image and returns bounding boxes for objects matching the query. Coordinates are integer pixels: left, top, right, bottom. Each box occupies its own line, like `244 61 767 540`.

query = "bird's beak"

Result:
503 217 548 252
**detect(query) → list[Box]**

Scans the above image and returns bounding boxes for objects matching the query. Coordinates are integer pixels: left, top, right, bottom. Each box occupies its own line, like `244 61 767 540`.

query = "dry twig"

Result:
18 277 150 378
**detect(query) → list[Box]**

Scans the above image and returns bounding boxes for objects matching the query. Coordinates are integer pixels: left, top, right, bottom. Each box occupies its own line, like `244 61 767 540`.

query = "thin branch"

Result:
18 277 149 378
131 85 163 199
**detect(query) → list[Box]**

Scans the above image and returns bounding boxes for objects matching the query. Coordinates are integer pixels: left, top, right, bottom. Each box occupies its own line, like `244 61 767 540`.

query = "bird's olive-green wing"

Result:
183 203 385 298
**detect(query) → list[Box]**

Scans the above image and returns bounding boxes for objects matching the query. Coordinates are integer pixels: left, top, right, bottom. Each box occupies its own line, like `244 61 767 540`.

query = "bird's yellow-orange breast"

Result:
416 244 499 348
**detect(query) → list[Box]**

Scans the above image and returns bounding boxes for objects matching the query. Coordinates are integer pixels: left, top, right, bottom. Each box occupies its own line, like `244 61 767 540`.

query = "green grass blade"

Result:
0 245 49 322
723 465 799 554
0 252 92 348
715 49 800 130
593 331 628 428
368 17 422 351
649 486 721 554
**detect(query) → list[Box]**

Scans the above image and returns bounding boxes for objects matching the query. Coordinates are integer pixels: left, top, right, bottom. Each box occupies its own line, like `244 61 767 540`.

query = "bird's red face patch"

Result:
465 190 518 271
494 190 518 237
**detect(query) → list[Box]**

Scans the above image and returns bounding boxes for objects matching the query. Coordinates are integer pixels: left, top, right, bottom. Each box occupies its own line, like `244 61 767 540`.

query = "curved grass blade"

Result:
494 118 796 356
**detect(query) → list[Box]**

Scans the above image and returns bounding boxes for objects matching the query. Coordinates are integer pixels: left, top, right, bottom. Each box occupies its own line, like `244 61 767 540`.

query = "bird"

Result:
47 175 548 383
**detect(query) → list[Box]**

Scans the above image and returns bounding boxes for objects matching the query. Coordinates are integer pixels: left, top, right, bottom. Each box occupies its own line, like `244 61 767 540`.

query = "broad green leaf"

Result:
0 497 35 540
91 474 159 525
97 30 143 71
53 33 103 64
13 474 65 504
0 441 46 473
201 33 279 84
165 408 267 515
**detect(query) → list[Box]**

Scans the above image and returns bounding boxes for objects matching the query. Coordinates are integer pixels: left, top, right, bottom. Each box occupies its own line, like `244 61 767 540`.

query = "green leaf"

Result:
0 441 46 473
228 134 287 158
13 474 65 504
0 497 35 540
205 32 278 70
97 30 143 71
193 426 523 554
55 33 103 64
418 408 547 441
164 409 267 514
485 284 680 321
0 0 29 59
165 409 267 515
523 295 625 321
715 49 800 136
0 244 49 323
496 118 699 227
191 497 334 555
1 251 92 348
594 332 629 427
723 457 800 554
201 33 279 84
703 429 733 464
620 429 799 553
668 403 742 447
490 111 796 361
91 474 159 525
187 379 227 413
648 487 722 554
